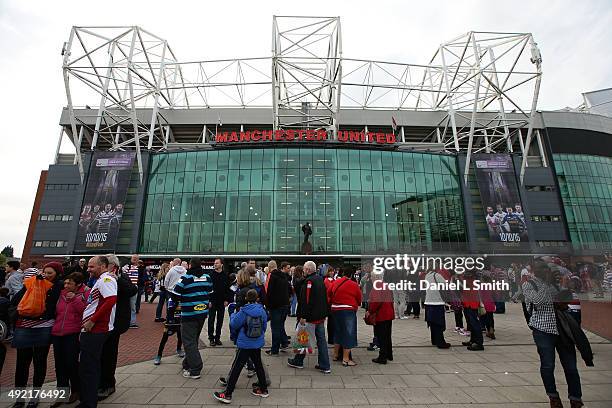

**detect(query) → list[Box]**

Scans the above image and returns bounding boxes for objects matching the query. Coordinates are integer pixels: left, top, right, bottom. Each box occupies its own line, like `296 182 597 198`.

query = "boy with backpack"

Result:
213 289 268 404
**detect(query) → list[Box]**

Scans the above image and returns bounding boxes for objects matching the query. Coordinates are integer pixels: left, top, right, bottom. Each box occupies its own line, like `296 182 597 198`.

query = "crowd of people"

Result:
0 255 600 408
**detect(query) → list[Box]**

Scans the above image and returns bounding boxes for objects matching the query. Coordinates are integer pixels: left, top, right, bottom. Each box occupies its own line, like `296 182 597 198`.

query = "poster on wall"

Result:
474 154 528 245
75 152 136 251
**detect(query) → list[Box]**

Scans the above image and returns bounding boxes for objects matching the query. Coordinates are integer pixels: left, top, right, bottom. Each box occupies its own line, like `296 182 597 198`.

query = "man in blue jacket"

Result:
213 289 268 404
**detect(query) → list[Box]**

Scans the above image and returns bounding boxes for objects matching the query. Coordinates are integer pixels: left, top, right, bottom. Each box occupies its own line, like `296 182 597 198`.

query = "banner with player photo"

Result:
75 152 136 251
473 154 528 244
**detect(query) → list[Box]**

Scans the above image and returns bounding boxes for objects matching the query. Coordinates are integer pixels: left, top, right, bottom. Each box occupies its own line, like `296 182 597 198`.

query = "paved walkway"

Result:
2 302 611 407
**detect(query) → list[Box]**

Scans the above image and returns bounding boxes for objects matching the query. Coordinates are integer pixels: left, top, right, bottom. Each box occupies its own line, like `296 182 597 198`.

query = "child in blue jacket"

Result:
213 289 268 404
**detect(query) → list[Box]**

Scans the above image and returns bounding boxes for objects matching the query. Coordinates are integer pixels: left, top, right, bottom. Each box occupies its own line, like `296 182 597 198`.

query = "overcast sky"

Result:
1 0 611 257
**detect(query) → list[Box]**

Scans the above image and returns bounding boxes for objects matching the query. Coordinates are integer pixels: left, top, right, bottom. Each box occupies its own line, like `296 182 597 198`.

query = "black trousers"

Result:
15 345 50 387
482 312 495 331
373 320 393 361
0 342 6 377
464 308 483 346
429 323 446 346
207 303 225 341
327 311 335 345
52 334 80 393
99 329 121 390
79 332 109 408
225 348 267 395
454 309 464 328
157 326 183 356
405 302 421 317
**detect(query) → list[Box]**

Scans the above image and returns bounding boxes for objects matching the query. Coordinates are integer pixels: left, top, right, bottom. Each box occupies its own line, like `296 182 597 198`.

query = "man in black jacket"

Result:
208 258 231 346
98 254 138 400
265 261 291 355
287 261 330 373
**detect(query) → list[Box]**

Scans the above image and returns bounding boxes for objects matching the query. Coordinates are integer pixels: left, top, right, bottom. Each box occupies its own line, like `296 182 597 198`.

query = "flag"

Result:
391 116 398 132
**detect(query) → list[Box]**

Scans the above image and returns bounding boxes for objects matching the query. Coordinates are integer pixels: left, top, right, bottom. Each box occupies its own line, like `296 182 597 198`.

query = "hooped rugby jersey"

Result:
82 272 118 333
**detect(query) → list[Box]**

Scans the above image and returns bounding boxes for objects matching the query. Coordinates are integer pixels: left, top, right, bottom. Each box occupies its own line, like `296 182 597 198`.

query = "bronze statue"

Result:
302 222 312 243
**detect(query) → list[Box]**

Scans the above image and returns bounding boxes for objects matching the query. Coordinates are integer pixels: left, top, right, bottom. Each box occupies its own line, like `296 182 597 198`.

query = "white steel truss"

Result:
272 16 342 133
60 19 543 184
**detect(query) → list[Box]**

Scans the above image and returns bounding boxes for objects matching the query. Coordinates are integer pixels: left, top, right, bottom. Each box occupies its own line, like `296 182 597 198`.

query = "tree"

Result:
1 245 13 258
0 253 6 267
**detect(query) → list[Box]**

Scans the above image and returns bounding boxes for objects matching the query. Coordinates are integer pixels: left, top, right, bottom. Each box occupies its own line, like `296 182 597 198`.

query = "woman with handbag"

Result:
367 273 394 364
11 262 63 408
423 269 451 349
50 272 89 407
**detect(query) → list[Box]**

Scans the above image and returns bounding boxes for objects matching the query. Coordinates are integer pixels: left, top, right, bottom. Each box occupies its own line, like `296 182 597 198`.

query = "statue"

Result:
301 222 313 254
302 222 312 243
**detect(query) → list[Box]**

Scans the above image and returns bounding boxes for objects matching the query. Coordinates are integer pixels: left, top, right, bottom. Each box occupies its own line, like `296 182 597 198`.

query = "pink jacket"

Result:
52 285 90 336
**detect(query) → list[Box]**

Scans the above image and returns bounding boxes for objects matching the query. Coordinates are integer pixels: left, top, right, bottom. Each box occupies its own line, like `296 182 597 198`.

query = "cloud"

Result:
1 0 611 257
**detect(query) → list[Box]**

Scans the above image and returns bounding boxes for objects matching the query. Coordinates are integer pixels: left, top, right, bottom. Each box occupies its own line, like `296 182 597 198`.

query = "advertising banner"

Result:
75 152 136 251
473 154 528 244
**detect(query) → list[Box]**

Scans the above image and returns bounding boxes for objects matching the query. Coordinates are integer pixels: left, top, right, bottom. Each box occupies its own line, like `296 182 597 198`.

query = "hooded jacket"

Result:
230 302 267 349
52 285 90 336
164 265 187 294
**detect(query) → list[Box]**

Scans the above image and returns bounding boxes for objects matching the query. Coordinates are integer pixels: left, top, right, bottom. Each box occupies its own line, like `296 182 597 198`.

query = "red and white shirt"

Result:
82 272 117 333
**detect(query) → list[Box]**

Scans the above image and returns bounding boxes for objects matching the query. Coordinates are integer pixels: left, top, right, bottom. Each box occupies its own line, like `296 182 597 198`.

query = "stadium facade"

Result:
22 18 612 264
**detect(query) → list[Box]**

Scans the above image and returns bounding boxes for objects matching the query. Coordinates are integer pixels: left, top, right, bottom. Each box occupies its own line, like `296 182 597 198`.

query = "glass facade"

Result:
554 154 612 250
140 148 466 254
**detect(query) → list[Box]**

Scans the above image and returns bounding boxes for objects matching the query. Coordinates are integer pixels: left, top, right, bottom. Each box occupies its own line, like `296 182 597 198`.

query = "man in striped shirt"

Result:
121 254 141 328
174 257 212 379
79 255 117 408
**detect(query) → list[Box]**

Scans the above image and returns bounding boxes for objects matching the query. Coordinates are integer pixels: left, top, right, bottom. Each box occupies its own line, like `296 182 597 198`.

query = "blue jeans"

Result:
292 322 330 370
270 306 289 353
532 328 582 401
129 294 137 325
290 294 298 315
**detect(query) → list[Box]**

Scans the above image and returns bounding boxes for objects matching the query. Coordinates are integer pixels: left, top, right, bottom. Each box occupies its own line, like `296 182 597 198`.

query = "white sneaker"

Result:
182 370 201 379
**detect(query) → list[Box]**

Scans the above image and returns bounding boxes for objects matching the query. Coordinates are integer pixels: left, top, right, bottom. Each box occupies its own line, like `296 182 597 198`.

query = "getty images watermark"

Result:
371 254 510 291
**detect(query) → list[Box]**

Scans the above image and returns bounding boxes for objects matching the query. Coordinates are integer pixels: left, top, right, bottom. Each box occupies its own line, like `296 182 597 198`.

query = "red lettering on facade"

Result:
215 132 229 143
349 131 362 142
213 128 396 145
